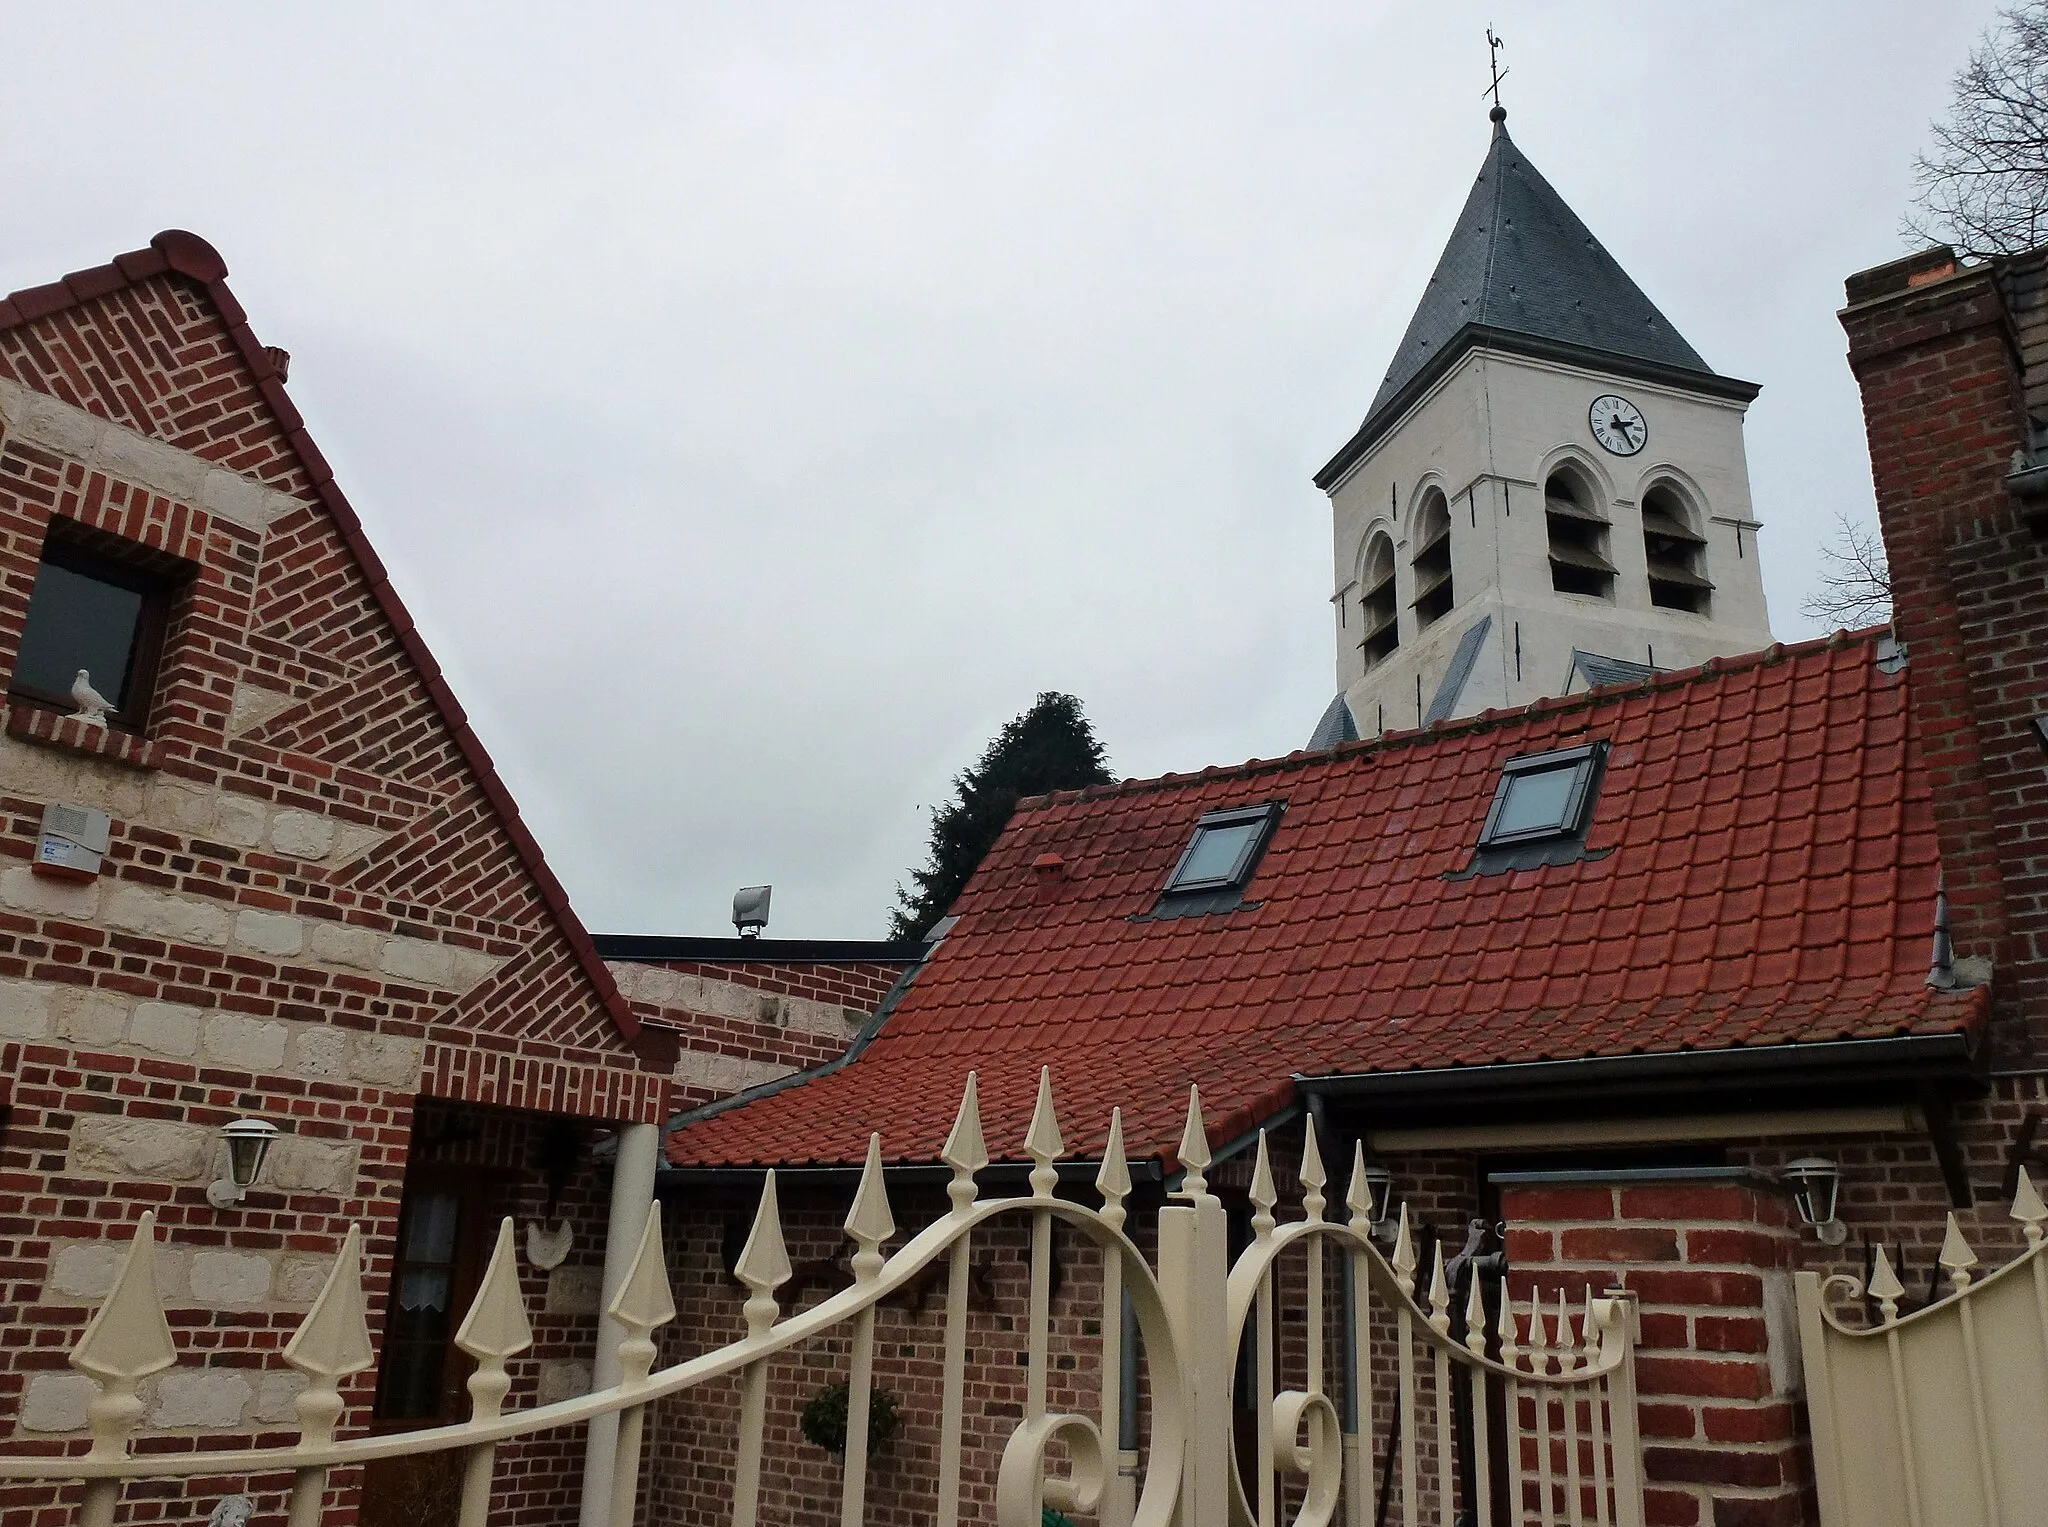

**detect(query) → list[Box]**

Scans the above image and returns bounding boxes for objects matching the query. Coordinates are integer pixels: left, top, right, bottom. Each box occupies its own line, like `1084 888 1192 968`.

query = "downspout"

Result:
579 1121 660 1527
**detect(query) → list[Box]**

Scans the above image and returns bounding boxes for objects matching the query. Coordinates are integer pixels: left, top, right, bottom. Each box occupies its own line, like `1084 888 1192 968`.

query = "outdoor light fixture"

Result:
206 1118 281 1209
1359 1162 1395 1228
1782 1156 1848 1245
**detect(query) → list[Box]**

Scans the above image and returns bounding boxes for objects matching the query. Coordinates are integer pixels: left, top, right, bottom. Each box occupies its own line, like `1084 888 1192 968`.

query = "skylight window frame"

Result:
1161 801 1284 896
1476 742 1607 850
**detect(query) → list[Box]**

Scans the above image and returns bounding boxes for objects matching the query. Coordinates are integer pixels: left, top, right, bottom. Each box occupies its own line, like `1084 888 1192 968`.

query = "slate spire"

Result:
1358 112 1718 442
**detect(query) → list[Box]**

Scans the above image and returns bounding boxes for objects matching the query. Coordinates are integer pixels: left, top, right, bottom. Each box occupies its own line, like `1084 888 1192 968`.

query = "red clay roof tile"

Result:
673 629 1984 1172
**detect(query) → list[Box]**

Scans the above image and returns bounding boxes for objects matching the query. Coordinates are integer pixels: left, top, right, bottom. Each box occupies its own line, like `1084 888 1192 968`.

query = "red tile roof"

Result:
0 232 641 1043
671 630 1988 1172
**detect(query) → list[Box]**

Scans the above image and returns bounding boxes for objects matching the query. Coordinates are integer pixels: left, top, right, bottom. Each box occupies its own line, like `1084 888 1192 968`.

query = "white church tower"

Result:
1311 108 1772 744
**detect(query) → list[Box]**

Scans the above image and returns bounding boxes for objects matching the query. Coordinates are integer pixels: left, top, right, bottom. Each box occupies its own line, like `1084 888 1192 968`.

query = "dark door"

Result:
358 1174 496 1527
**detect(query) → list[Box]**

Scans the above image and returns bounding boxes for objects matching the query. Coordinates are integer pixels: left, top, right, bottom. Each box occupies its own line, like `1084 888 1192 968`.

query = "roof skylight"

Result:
1478 743 1606 849
1164 803 1283 894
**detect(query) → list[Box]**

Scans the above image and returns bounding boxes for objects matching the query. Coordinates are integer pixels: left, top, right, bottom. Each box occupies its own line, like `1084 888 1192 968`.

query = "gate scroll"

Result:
1796 1171 2048 1527
0 1071 1650 1527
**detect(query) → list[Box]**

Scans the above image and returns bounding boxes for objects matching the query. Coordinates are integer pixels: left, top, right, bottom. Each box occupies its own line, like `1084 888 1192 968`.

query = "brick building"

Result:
0 232 917 1527
653 244 2048 1527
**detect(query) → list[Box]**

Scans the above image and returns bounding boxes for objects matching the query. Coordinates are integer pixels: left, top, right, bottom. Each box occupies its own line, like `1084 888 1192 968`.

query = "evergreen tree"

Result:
889 692 1112 940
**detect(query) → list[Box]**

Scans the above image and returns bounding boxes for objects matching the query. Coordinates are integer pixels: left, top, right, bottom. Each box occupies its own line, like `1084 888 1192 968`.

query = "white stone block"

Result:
305 920 382 970
128 1001 203 1056
234 910 304 958
200 467 291 532
269 810 335 859
104 885 232 946
329 823 386 866
21 391 105 460
151 1369 255 1429
545 1264 604 1317
537 1359 592 1406
145 778 221 834
48 1242 126 1299
53 988 132 1047
265 1135 357 1197
212 795 268 850
291 1026 348 1078
377 937 455 988
0 865 100 918
72 1116 212 1182
225 682 293 739
97 421 208 500
348 1033 423 1089
20 1372 97 1432
199 1012 288 1071
190 1250 273 1309
253 1370 308 1425
0 978 54 1039
275 1253 333 1304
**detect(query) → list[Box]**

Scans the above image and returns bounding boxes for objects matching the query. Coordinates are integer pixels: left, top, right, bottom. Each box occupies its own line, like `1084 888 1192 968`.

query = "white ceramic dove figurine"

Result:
69 669 114 726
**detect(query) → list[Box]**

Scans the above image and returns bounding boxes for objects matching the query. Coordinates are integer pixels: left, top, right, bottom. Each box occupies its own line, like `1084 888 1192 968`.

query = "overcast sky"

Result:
0 3 1997 939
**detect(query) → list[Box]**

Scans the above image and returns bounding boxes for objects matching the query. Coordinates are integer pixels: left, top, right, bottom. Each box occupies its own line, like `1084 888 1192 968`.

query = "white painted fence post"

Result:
1158 1088 1231 1527
581 1122 661 1527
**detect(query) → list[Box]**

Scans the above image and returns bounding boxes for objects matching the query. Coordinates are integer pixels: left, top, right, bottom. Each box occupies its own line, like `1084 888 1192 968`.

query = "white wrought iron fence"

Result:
0 1071 1647 1527
1795 1172 2048 1527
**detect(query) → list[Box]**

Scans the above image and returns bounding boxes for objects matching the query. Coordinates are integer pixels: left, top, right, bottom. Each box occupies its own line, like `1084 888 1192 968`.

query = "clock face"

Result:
1589 394 1647 456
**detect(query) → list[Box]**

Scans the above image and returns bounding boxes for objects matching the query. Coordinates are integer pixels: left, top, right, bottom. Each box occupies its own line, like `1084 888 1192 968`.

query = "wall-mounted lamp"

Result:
1358 1162 1396 1230
1782 1156 1848 1245
206 1119 280 1209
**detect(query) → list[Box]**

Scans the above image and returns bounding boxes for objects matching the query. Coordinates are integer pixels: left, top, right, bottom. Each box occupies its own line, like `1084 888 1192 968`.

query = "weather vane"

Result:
1484 27 1509 113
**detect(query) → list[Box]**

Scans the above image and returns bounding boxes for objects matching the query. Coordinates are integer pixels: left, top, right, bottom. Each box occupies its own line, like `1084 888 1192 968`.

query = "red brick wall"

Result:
1503 1175 1809 1527
1842 249 2048 1065
0 252 668 1525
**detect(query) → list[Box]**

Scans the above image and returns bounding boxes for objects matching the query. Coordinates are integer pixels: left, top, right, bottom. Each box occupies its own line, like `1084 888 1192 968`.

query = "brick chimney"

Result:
1841 245 2048 1063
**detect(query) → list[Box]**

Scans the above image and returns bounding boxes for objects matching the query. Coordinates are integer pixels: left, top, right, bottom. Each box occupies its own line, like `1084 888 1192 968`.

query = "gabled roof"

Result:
1316 114 1758 490
0 231 641 1045
668 629 1985 1173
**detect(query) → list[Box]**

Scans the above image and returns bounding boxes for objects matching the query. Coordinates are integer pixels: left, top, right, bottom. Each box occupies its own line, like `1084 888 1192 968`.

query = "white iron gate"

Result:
0 1071 1645 1527
1795 1174 2048 1527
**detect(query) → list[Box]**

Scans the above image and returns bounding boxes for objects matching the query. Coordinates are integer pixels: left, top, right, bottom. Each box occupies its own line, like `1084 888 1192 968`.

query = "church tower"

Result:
1312 109 1772 743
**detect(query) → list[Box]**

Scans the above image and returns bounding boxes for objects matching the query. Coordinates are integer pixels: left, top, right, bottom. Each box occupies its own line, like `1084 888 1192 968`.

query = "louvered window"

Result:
1544 469 1615 600
1360 533 1399 670
1642 482 1712 614
1411 490 1453 629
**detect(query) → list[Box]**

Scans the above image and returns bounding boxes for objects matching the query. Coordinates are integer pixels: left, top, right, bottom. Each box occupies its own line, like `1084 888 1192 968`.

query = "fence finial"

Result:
1495 1290 1520 1367
1345 1140 1372 1228
1025 1067 1064 1198
70 1211 177 1461
1390 1203 1416 1283
1299 1115 1327 1223
1427 1241 1452 1334
1250 1132 1277 1241
1176 1085 1211 1199
1868 1244 1906 1323
1528 1294 1551 1375
455 1219 533 1422
608 1199 677 1375
1464 1269 1488 1356
1939 1213 1980 1293
943 1070 988 1214
737 1170 793 1338
2013 1165 2047 1247
282 1223 374 1447
847 1133 897 1281
1097 1108 1131 1231
1556 1290 1579 1373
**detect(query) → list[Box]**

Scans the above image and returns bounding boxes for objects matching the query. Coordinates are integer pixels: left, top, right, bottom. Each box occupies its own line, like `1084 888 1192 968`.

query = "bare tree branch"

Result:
1906 4 2048 258
1801 513 1893 630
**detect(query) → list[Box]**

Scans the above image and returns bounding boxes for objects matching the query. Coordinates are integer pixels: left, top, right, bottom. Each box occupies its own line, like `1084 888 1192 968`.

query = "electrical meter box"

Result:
35 801 110 880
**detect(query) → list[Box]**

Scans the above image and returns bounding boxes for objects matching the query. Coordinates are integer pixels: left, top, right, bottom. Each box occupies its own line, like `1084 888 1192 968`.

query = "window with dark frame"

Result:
1477 742 1606 849
8 527 181 732
1163 802 1284 895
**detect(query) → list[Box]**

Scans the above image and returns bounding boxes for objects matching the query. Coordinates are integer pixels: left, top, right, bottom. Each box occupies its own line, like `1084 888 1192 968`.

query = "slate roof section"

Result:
669 629 1986 1172
1571 650 1660 692
1306 694 1359 750
1316 116 1758 490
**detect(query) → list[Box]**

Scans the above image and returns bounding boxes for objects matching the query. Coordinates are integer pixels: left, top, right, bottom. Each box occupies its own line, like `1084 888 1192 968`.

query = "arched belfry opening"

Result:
1411 489 1453 629
1360 532 1399 670
1544 466 1616 600
1642 481 1712 614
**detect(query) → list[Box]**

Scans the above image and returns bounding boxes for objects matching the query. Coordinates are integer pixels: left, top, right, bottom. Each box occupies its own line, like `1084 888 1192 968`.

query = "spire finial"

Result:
1484 27 1509 123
